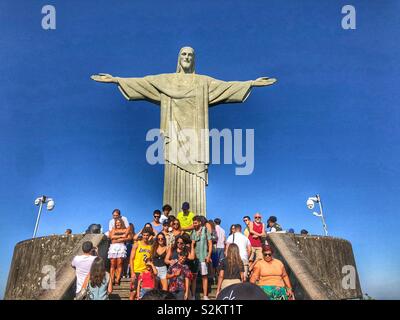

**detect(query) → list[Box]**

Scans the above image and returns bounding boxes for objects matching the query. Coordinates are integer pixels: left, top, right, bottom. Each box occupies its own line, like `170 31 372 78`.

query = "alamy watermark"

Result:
41 265 56 290
146 121 255 175
341 5 356 30
41 5 56 30
341 265 356 290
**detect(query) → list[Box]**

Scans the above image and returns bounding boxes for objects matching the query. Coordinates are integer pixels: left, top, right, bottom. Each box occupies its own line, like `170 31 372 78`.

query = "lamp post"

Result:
33 195 55 238
306 194 328 236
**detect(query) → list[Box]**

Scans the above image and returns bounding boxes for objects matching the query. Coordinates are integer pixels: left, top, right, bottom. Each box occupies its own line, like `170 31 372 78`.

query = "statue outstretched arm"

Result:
251 77 277 87
91 73 162 103
208 75 277 106
91 73 118 83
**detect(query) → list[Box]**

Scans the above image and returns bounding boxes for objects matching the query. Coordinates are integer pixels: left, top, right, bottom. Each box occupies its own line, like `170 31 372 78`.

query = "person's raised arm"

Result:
181 224 194 232
149 262 158 276
189 241 196 260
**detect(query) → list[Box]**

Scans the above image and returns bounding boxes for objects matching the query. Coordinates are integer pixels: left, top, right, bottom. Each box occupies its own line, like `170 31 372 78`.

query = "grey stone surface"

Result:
268 233 363 300
5 234 108 300
5 233 362 300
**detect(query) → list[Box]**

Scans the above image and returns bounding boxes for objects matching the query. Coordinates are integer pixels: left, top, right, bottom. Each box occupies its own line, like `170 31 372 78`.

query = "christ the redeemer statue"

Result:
91 47 276 216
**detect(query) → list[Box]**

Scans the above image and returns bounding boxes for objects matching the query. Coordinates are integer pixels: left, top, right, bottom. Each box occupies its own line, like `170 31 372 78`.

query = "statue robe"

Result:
117 73 252 216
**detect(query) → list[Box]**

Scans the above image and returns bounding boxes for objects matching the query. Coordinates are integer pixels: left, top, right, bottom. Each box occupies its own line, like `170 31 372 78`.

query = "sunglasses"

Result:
157 237 165 241
154 215 160 218
263 252 272 257
255 216 261 219
176 241 184 245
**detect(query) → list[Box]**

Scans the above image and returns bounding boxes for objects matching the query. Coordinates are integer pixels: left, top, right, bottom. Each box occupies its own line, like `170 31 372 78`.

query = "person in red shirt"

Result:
137 261 157 300
248 213 266 270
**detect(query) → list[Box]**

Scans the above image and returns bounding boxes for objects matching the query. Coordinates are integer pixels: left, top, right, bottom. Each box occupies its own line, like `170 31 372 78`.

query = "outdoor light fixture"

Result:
33 195 55 238
306 194 328 236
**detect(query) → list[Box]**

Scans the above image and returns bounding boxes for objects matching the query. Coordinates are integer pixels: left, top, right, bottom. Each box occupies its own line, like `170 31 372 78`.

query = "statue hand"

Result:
252 77 277 87
91 73 117 83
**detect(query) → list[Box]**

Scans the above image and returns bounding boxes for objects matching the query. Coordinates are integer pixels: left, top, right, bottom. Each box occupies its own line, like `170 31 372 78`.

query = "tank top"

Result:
249 222 264 247
152 248 167 267
133 241 152 273
139 271 155 289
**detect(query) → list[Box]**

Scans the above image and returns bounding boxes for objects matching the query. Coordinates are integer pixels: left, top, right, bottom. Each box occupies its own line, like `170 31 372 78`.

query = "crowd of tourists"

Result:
71 201 300 300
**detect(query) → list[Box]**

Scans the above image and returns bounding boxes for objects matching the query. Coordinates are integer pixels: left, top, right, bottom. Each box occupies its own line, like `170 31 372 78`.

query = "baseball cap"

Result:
216 282 269 300
267 216 277 223
182 202 190 210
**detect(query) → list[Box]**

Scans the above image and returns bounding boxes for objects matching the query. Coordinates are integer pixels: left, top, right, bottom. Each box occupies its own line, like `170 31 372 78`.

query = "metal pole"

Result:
33 201 44 238
317 194 328 236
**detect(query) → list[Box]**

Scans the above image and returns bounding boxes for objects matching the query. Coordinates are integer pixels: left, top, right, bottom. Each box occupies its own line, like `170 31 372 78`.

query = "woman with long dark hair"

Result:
85 257 112 300
151 232 169 290
229 224 236 236
216 243 244 296
171 219 183 238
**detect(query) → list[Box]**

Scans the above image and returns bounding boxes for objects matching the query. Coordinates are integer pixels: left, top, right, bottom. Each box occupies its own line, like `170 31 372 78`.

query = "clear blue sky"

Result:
1 0 399 299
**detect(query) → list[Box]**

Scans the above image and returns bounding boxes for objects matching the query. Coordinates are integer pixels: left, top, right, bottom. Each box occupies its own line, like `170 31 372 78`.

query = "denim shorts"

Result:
156 266 167 280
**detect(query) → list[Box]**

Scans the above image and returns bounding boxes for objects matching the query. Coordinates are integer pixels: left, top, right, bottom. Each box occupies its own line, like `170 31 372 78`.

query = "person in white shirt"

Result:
108 209 129 232
71 241 97 295
225 224 251 280
160 204 172 224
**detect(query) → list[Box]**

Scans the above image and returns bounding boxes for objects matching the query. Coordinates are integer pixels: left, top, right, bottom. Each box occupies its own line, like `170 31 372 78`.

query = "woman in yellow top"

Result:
250 245 294 300
129 227 153 300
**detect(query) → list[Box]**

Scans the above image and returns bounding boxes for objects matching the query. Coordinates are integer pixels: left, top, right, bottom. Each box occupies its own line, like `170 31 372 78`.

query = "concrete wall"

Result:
5 233 362 300
4 234 108 300
268 233 362 300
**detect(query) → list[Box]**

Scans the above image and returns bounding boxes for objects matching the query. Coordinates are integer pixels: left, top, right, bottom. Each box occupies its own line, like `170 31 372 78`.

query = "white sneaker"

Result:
202 296 210 300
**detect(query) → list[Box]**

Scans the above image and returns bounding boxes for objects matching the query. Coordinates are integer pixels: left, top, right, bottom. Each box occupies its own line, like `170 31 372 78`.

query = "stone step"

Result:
109 292 131 300
110 277 218 300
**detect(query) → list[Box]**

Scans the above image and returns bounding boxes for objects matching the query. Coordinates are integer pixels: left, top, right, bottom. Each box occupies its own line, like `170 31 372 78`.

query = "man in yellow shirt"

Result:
176 202 195 234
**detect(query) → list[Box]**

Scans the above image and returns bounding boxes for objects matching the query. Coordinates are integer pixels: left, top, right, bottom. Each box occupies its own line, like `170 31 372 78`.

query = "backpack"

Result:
211 229 218 244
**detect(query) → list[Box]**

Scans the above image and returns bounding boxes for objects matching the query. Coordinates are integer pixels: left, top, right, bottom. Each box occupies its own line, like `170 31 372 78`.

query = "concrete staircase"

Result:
109 278 131 300
109 277 217 300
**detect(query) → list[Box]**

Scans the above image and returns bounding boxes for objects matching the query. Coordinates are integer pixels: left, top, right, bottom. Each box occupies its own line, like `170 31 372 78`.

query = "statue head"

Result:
176 46 195 74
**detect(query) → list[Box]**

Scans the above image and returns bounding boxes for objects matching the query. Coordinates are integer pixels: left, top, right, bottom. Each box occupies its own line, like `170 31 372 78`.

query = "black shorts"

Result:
186 259 200 274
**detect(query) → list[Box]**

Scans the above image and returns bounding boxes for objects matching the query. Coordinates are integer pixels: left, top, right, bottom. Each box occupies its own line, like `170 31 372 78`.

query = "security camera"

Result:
306 198 315 210
47 199 55 211
34 197 42 206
